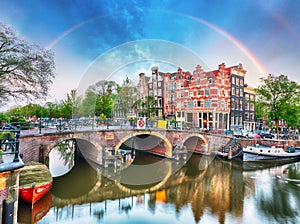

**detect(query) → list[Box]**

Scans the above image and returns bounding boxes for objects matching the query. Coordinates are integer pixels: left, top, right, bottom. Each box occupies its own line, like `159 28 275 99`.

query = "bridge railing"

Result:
13 118 233 137
0 123 21 164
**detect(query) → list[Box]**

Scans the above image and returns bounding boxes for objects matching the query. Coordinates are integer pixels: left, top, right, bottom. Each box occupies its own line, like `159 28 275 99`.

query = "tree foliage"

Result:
0 23 55 105
255 74 300 132
113 76 137 118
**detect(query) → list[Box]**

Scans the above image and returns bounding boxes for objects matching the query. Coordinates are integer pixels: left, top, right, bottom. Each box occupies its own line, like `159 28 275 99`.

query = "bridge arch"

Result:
115 131 173 158
182 133 208 153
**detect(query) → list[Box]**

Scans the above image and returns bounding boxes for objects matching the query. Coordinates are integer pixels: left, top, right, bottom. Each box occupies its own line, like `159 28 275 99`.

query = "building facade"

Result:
136 63 255 131
229 64 246 130
244 87 256 130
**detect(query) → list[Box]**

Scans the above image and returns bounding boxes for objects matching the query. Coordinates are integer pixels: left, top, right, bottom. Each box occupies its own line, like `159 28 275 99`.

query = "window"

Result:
189 91 193 97
218 100 221 108
197 80 201 85
245 112 249 120
157 89 162 96
177 112 181 117
187 113 193 122
250 113 254 120
188 101 193 108
240 79 244 86
197 101 201 107
224 101 228 109
224 90 228 97
205 89 210 96
231 115 235 125
197 90 201 95
231 87 235 95
204 100 212 108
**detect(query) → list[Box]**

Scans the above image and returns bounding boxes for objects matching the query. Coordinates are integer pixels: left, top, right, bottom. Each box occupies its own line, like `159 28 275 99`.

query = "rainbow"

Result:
184 14 269 76
46 11 269 76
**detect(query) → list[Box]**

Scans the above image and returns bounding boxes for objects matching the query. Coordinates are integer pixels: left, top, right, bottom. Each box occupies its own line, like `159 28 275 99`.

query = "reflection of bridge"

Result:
19 128 232 163
50 155 213 207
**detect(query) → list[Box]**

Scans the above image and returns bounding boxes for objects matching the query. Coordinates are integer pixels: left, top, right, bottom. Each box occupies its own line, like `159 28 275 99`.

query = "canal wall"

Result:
0 170 20 223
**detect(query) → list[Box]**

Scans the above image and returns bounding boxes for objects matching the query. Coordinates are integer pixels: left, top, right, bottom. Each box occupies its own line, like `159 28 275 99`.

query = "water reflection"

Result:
26 153 300 223
49 140 75 177
244 162 300 224
18 191 51 224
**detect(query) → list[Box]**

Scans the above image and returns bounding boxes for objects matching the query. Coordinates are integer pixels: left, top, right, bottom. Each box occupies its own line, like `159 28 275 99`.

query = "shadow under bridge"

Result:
115 131 173 158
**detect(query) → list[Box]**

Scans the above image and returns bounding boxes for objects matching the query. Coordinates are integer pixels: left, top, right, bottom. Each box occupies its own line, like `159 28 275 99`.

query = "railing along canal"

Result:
0 123 23 171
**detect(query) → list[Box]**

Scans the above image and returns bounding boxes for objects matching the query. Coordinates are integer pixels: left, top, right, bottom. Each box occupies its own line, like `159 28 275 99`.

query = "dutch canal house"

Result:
137 63 256 132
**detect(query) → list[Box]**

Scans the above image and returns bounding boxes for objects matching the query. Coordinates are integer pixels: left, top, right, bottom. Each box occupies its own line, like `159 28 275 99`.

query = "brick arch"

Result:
114 131 173 158
183 133 209 153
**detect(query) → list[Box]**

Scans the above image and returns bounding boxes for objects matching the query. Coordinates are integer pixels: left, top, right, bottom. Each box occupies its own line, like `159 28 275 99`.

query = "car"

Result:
261 132 275 139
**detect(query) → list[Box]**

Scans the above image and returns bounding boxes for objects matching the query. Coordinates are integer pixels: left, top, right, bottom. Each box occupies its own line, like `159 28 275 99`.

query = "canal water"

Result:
17 152 300 224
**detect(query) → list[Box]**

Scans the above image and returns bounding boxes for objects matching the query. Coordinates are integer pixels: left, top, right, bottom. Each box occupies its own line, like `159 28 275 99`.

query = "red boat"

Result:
19 162 53 205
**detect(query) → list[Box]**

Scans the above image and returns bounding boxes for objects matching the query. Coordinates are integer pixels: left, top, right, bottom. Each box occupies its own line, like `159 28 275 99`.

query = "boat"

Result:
19 162 53 205
243 139 300 162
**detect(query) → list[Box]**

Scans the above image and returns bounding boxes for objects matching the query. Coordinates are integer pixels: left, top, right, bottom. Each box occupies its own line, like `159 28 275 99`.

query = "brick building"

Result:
136 63 255 131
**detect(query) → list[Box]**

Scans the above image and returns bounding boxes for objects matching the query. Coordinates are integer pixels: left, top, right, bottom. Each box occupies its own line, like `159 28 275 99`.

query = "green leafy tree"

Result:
255 74 300 134
80 80 117 117
113 77 137 118
80 90 97 117
0 23 55 105
61 89 82 118
283 94 300 134
44 102 60 118
95 95 113 118
0 112 9 124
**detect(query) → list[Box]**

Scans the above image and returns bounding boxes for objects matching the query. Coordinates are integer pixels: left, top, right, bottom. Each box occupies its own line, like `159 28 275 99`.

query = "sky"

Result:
0 0 299 105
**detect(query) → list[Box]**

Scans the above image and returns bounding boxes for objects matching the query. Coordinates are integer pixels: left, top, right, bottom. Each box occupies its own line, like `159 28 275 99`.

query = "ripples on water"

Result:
18 152 300 224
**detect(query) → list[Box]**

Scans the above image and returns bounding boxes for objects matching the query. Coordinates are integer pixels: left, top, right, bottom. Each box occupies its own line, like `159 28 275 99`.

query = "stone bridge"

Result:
19 129 233 163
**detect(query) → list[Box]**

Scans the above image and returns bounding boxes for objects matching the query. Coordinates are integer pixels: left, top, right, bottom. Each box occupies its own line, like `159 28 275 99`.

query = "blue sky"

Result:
1 0 299 103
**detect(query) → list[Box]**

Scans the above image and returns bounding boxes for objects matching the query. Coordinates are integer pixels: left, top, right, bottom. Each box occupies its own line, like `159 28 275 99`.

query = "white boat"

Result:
243 140 300 162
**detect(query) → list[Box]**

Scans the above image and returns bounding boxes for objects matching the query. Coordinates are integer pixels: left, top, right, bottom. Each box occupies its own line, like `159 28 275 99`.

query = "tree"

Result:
113 77 137 118
255 74 300 134
80 90 97 117
95 95 113 118
0 23 55 106
80 80 117 117
283 93 300 134
61 89 82 118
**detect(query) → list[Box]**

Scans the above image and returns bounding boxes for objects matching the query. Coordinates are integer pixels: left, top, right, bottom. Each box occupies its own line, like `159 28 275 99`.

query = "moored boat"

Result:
19 162 53 205
243 140 300 162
